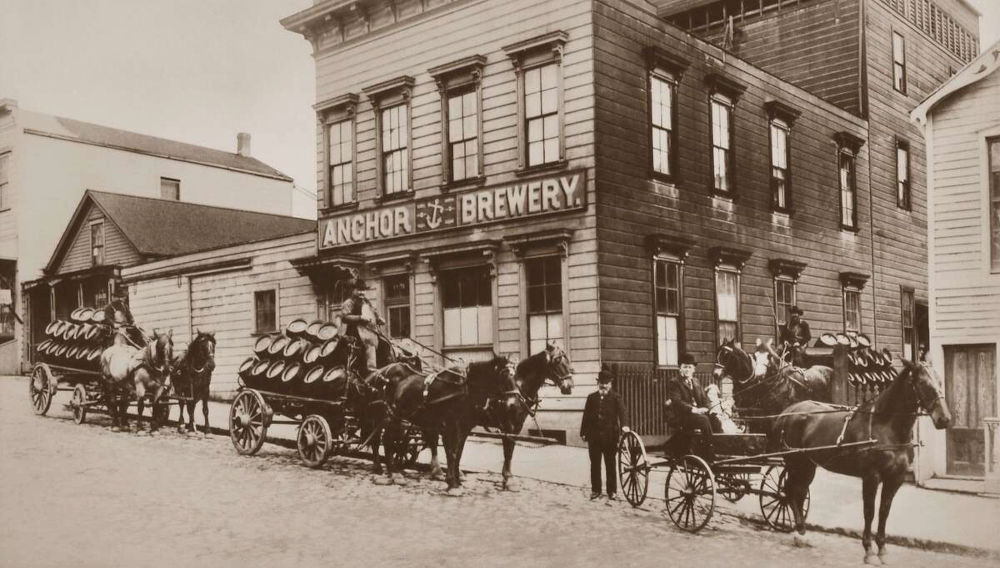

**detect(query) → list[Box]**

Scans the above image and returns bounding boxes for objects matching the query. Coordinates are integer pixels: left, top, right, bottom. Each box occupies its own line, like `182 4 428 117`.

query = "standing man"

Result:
666 353 720 451
580 368 629 501
779 305 812 367
339 279 384 377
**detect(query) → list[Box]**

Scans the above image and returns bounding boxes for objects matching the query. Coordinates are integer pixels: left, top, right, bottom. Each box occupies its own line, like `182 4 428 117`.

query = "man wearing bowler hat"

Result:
666 353 720 454
779 305 812 367
580 367 630 500
340 279 384 377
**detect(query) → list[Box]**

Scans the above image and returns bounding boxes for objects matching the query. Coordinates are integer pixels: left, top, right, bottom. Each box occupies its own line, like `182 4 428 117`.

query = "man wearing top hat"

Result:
778 305 811 367
580 367 630 500
340 278 384 377
666 353 720 451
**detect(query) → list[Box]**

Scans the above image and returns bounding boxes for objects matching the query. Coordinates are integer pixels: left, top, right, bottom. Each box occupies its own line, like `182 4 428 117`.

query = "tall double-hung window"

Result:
711 95 734 193
364 77 414 198
504 31 566 171
990 137 1000 273
834 131 864 230
442 266 493 348
892 31 907 94
654 259 682 366
896 139 911 210
317 93 358 209
651 74 677 178
430 55 485 186
526 256 563 353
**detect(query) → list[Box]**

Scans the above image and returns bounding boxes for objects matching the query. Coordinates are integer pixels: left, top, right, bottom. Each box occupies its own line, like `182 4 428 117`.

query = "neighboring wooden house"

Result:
911 40 1000 486
0 100 302 373
23 191 315 372
279 0 925 443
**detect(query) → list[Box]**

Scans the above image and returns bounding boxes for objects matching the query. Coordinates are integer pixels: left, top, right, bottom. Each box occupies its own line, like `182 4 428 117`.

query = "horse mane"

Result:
515 350 546 378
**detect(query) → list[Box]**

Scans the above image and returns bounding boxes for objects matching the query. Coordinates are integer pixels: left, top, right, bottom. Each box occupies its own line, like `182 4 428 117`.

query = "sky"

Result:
1 0 997 202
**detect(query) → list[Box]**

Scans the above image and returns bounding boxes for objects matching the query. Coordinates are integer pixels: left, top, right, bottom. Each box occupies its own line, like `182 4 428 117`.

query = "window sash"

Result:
529 313 563 353
91 224 105 266
770 121 790 209
656 315 679 366
654 260 681 316
651 75 675 176
839 151 856 228
328 120 354 206
775 278 795 326
381 105 410 194
844 288 862 332
254 290 277 334
447 90 479 181
388 305 410 339
524 64 560 167
990 137 1000 272
711 98 732 192
160 178 179 201
716 269 740 343
442 267 492 347
897 143 910 208
526 257 562 315
892 32 907 92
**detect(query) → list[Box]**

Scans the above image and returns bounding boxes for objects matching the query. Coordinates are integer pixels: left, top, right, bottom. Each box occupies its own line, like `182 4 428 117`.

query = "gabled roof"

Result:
10 106 292 181
46 191 315 273
912 39 1000 125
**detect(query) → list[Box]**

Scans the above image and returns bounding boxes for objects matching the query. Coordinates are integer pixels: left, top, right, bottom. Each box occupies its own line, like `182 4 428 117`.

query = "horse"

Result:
100 328 174 433
771 359 951 563
408 343 575 492
171 330 216 435
714 338 832 433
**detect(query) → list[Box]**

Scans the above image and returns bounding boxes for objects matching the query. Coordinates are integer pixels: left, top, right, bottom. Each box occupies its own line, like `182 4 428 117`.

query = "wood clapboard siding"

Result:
699 0 862 115
594 0 874 367
127 233 316 398
926 64 1000 345
57 205 140 273
863 0 966 354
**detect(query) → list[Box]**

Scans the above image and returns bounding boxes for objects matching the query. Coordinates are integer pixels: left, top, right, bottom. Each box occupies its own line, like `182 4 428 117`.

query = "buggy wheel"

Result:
717 471 750 503
665 455 716 533
759 465 810 532
230 389 268 455
392 431 422 470
29 365 54 415
617 430 649 507
297 415 333 468
71 384 88 425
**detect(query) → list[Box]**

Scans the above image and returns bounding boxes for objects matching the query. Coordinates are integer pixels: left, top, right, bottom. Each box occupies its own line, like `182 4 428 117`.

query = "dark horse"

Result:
100 328 174 433
172 330 216 435
714 339 832 433
771 359 951 564
387 343 575 493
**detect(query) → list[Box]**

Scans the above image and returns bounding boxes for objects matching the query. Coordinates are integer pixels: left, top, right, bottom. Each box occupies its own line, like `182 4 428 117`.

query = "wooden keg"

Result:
281 362 305 395
253 335 274 359
285 318 309 339
301 365 326 397
268 336 291 359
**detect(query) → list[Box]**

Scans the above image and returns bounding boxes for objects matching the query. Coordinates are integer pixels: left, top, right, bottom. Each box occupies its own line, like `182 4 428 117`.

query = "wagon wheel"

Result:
229 389 269 455
759 465 810 532
29 365 54 415
392 431 422 470
71 384 88 425
665 455 716 533
717 471 751 503
297 415 333 468
617 430 649 508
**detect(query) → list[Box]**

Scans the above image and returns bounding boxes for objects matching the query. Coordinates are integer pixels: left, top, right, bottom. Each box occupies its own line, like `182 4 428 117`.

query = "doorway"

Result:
944 344 997 476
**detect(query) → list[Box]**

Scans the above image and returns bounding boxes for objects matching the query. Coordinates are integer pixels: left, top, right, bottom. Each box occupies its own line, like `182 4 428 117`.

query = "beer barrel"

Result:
285 318 309 339
45 321 61 337
266 360 288 392
316 323 338 342
857 333 872 348
301 364 326 397
281 362 305 395
253 335 274 359
251 359 272 389
90 310 107 324
238 357 259 388
320 366 347 400
818 333 838 347
70 308 86 322
318 338 341 363
282 338 311 361
834 333 851 346
268 336 291 359
48 321 65 339
45 341 61 357
303 345 322 366
54 344 69 361
62 324 78 341
305 320 325 342
78 308 95 323
84 325 105 343
67 346 81 360
86 347 102 366
36 339 52 354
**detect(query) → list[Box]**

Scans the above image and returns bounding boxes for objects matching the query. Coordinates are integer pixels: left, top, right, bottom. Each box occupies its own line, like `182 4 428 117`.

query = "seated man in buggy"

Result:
665 353 721 455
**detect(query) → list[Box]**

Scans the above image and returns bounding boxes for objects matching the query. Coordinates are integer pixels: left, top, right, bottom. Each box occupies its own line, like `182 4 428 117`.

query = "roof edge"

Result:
912 40 1000 126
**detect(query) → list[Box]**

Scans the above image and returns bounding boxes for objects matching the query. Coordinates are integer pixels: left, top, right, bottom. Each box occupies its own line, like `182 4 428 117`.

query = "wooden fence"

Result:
611 364 715 438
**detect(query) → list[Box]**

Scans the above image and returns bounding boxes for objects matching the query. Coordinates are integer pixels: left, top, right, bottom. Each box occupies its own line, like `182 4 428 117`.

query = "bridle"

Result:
907 363 943 417
505 351 572 417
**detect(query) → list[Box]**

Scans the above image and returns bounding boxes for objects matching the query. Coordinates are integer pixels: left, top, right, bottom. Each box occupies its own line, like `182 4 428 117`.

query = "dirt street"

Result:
0 378 989 568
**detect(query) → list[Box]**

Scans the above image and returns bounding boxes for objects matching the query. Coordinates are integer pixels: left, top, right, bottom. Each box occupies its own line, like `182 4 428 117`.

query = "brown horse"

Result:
714 339 832 433
771 359 951 564
172 330 216 435
100 329 174 433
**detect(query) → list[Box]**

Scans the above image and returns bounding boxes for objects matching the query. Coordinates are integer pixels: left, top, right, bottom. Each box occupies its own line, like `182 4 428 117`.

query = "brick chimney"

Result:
237 132 251 157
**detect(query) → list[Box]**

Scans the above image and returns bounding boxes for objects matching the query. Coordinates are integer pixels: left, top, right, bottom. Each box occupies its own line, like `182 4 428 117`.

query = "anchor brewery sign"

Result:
319 170 585 249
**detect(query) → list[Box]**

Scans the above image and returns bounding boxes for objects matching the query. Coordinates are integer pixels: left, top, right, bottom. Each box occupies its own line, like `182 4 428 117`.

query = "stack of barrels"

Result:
35 308 115 372
237 318 350 399
818 332 897 393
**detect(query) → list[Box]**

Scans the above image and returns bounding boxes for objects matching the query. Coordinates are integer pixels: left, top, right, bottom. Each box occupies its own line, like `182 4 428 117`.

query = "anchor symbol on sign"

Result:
423 199 444 229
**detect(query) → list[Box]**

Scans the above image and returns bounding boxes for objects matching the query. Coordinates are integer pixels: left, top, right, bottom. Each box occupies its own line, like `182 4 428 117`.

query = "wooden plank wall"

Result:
594 0 874 368
57 205 141 274
864 0 966 356
127 234 316 398
699 0 863 116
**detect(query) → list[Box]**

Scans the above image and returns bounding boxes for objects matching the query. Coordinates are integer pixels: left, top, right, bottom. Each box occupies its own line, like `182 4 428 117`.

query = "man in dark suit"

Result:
779 305 812 367
580 368 630 500
666 353 720 443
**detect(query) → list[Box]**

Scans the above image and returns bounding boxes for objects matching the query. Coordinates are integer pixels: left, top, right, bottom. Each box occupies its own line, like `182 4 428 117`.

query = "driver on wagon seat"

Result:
665 353 721 451
339 278 384 379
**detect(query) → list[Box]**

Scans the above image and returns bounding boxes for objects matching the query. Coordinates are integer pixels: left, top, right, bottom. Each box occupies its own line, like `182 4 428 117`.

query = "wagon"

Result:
616 429 875 533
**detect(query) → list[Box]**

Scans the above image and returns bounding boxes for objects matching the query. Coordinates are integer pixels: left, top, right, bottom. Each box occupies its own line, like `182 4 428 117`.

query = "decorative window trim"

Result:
896 137 911 211
643 46 690 79
839 271 869 289
646 233 694 260
764 100 801 126
431 55 487 190
834 131 865 154
421 240 500 282
842 284 863 334
317 93 358 211
504 31 567 174
709 246 752 270
505 228 573 258
645 48 688 184
705 72 747 103
363 76 415 199
768 258 807 280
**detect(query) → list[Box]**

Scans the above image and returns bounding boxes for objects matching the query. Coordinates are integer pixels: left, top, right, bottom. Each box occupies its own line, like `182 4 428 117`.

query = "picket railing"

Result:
612 364 714 438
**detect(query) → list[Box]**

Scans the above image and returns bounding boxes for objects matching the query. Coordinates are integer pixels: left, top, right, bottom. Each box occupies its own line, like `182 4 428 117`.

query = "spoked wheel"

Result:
759 465 810 532
297 415 333 468
617 430 649 507
29 365 54 415
229 389 269 455
665 455 716 533
717 471 751 503
71 384 88 425
392 431 422 470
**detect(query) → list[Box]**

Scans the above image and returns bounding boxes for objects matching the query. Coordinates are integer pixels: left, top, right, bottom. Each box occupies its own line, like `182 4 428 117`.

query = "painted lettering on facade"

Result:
319 170 585 249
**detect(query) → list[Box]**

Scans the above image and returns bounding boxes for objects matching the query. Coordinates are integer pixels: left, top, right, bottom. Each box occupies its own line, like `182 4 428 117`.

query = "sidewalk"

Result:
20 376 1000 556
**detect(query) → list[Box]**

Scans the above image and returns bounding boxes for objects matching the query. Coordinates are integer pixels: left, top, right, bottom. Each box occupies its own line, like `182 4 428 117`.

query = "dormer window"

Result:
91 223 105 266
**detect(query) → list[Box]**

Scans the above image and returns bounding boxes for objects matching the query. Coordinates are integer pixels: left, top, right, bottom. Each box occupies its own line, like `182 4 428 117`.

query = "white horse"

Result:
100 328 173 433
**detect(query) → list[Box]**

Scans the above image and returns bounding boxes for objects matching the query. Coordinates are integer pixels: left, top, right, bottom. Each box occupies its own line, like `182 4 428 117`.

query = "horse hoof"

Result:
371 475 393 486
393 475 410 487
177 426 187 434
502 479 521 492
444 487 465 497
877 551 890 565
864 553 879 565
428 471 446 482
792 534 812 548
110 426 121 433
